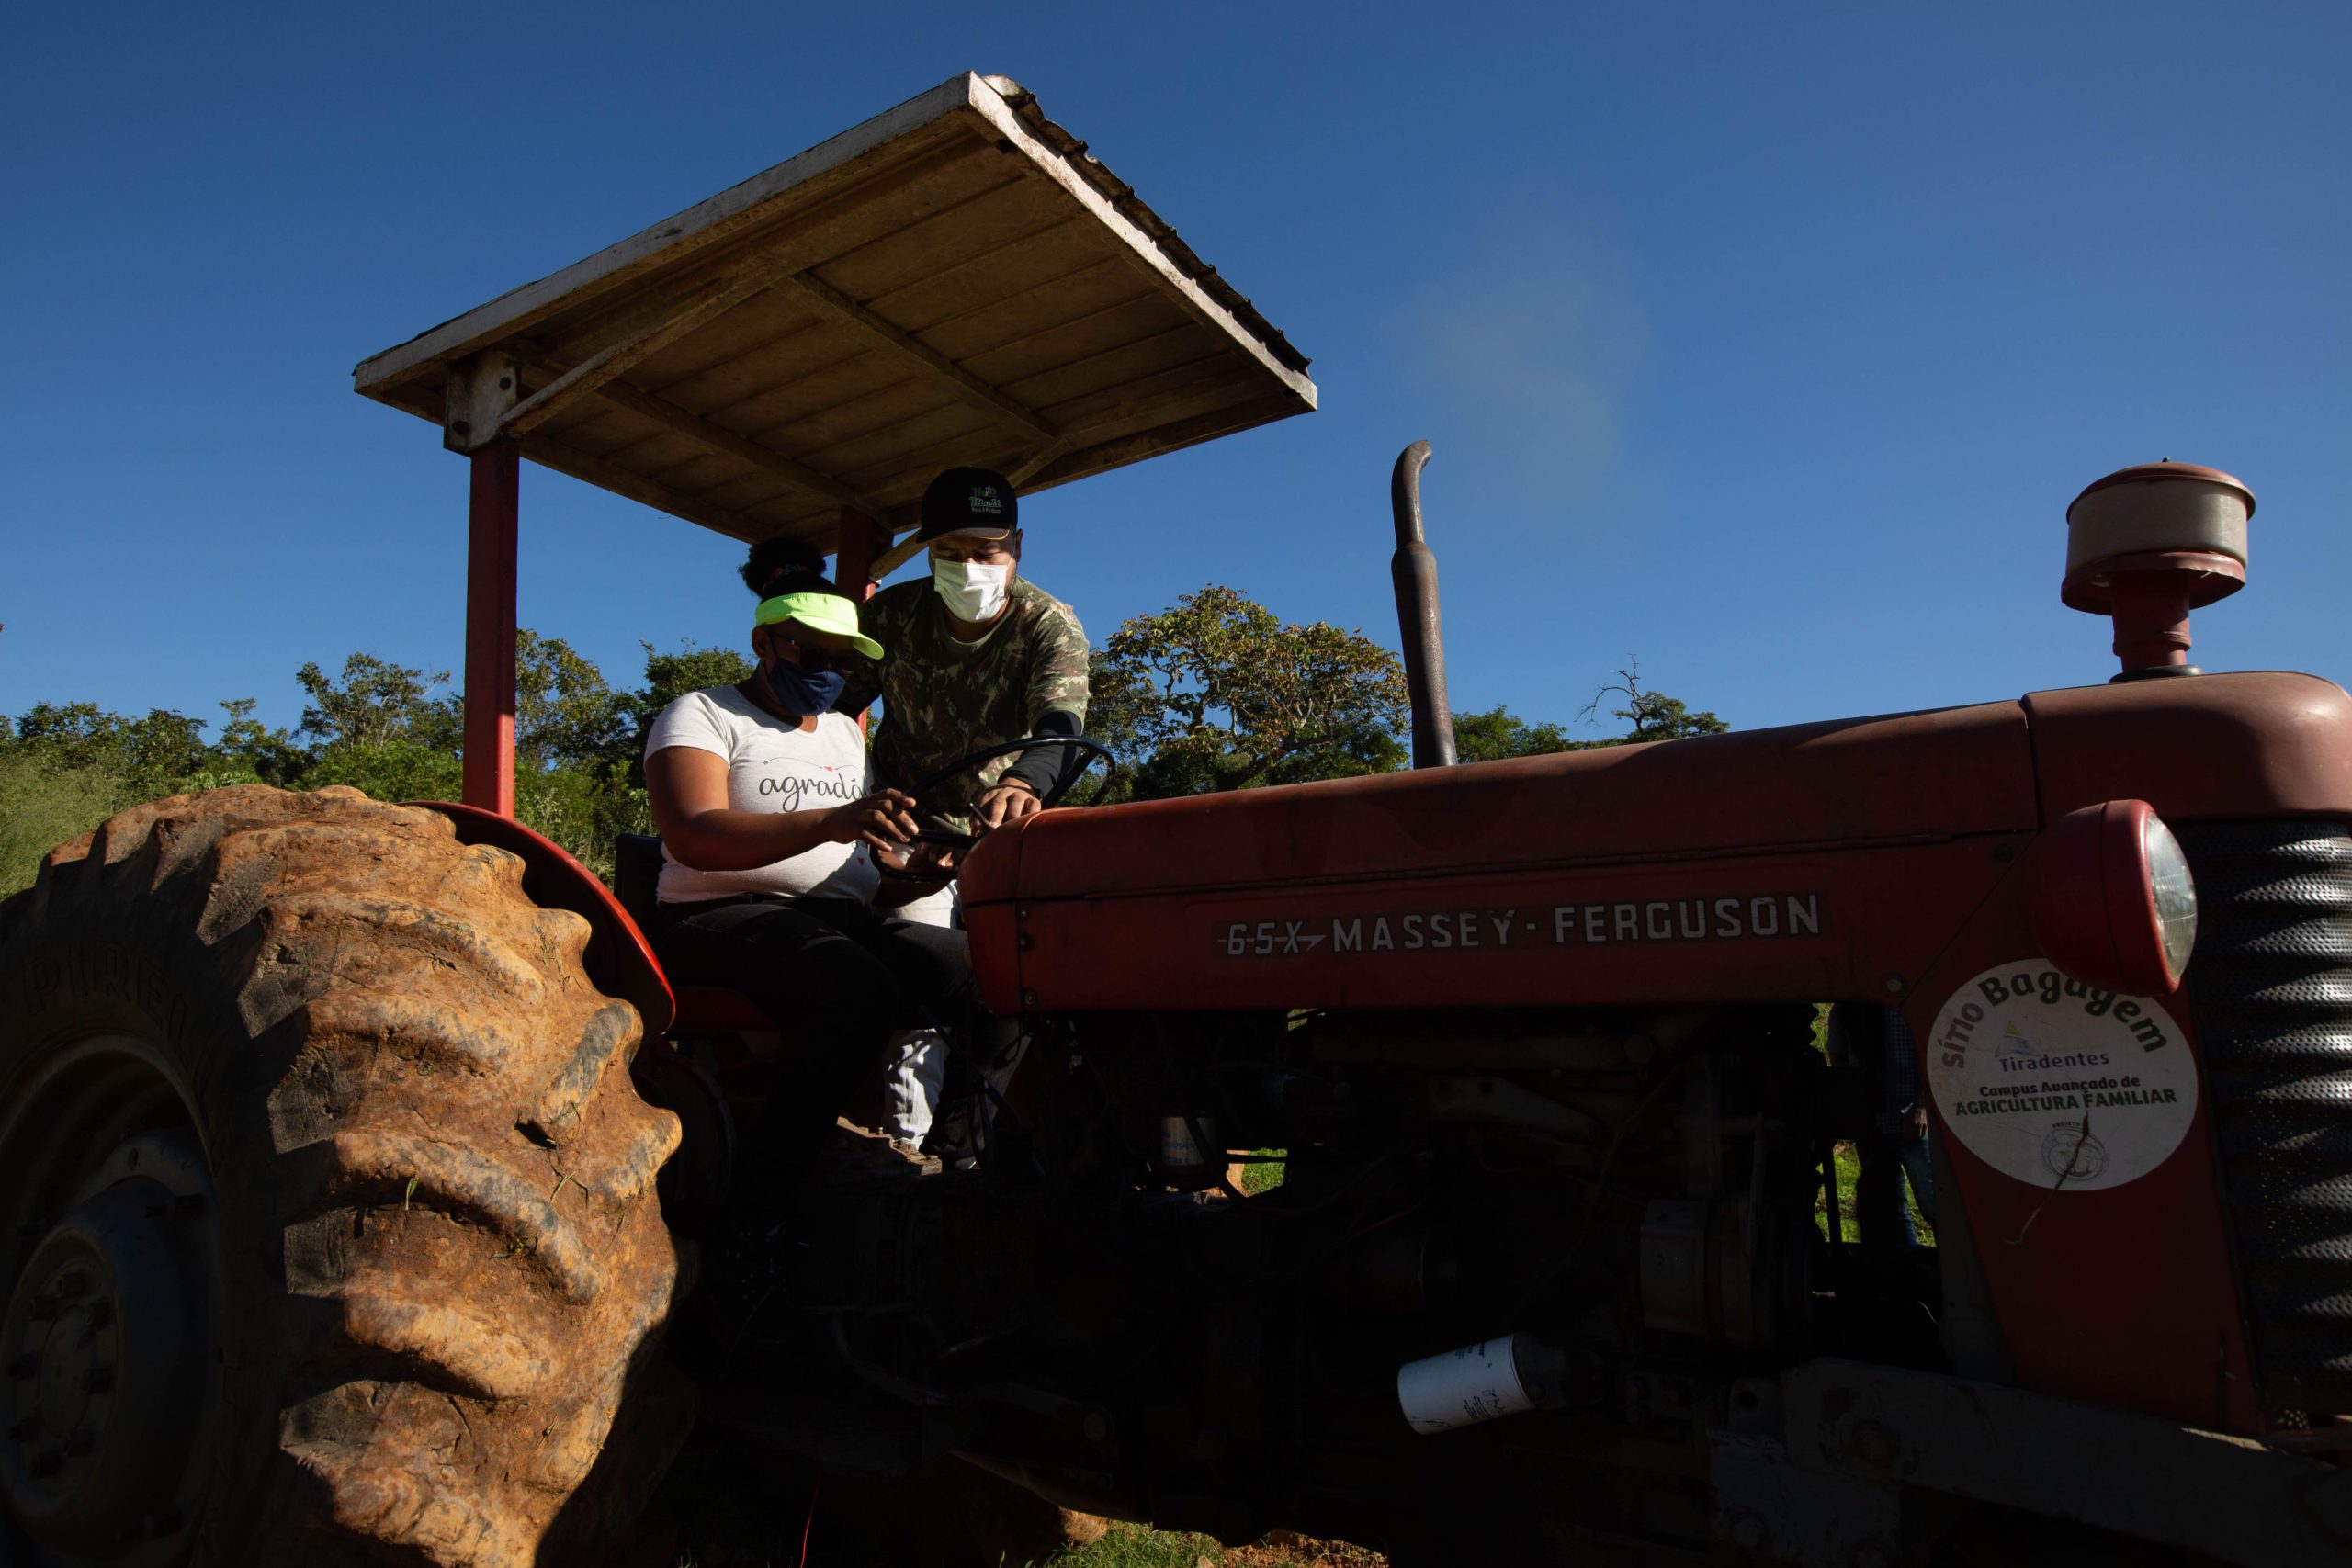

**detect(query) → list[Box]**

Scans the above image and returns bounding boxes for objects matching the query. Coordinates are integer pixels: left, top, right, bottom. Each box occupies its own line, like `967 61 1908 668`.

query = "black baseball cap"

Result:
915 467 1018 544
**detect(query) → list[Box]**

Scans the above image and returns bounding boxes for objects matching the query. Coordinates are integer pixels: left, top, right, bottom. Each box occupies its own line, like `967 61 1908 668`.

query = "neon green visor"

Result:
754 591 885 660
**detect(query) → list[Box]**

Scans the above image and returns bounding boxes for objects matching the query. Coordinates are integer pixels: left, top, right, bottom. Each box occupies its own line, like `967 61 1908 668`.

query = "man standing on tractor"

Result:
836 466 1092 1156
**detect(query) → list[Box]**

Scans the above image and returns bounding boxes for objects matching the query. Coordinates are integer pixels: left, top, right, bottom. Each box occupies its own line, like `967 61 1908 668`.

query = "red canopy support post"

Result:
462 436 521 816
834 506 886 736
834 505 886 596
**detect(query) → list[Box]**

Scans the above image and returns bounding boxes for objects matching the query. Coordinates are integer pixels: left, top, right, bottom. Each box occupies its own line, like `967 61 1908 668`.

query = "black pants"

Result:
1854 1127 1933 1249
654 895 1017 1189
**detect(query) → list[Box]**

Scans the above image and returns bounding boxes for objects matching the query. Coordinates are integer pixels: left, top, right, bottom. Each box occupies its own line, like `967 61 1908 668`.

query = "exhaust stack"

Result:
1390 442 1457 767
2064 461 2253 679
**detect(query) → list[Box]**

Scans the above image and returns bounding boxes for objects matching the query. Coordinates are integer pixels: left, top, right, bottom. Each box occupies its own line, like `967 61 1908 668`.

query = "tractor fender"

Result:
416 801 676 1036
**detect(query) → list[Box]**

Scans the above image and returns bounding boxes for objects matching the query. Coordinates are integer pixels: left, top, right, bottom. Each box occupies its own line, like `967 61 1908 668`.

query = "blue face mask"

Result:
763 656 847 717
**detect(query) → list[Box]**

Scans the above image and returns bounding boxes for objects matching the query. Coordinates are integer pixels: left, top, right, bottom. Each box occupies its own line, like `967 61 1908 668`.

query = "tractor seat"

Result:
673 986 771 1035
612 833 774 1038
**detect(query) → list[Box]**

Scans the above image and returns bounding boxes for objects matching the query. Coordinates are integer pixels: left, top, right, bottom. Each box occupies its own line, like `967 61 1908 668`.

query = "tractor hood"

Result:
961 672 2352 1014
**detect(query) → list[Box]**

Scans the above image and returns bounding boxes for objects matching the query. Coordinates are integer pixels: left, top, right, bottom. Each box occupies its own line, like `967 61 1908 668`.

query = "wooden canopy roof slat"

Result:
521 434 766 542
834 212 1090 325
503 272 759 440
778 270 1057 440
881 251 1130 346
642 327 880 422
511 342 881 513
356 73 1314 553
809 174 1060 299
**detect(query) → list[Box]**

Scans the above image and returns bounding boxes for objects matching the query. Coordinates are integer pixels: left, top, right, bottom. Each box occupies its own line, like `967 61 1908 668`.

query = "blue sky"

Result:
4 2 2346 743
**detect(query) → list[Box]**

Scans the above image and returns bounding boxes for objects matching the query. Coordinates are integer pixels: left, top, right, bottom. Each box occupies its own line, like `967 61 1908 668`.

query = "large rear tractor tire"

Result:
0 786 690 1566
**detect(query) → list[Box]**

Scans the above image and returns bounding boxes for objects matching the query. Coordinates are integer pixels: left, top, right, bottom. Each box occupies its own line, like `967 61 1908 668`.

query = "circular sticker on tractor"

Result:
1925 963 2199 1191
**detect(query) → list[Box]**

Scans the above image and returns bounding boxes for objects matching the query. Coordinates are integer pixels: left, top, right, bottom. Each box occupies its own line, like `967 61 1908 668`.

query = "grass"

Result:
1232 1149 1286 1196
0 752 126 897
661 1451 1387 1568
1817 1141 1934 1245
671 1512 1384 1568
1045 1523 1226 1567
1046 1523 1386 1567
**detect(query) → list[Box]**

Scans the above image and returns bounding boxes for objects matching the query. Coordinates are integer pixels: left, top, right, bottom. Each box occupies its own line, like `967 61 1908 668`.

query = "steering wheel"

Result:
874 736 1117 883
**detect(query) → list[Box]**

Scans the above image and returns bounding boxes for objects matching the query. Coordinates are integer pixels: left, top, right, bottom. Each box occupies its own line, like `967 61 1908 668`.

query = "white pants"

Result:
879 879 958 1144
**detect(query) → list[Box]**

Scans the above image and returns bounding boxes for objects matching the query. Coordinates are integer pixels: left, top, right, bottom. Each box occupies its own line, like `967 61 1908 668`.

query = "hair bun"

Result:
740 536 831 596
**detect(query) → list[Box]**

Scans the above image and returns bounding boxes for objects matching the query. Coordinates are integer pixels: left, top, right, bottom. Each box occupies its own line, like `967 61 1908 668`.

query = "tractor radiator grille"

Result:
2178 820 2352 1414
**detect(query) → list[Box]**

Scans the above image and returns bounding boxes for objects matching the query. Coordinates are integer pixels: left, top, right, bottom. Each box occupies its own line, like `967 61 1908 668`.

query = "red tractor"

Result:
6 74 2349 1568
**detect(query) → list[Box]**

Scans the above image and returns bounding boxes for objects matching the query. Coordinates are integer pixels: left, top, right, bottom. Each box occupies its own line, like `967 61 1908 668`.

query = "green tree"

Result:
212 698 308 785
1581 660 1728 742
1091 585 1409 798
1450 706 1581 762
12 701 213 797
2 630 718 896
1453 660 1727 765
4 701 217 894
508 633 736 876
296 653 460 750
515 630 631 773
631 639 754 728
302 739 463 803
623 639 754 777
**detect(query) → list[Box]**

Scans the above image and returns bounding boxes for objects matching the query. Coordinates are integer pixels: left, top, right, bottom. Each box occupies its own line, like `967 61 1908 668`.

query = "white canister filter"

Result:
1396 1332 1540 1436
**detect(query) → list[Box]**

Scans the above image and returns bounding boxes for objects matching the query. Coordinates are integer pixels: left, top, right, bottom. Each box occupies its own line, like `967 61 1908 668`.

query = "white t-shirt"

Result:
643 685 879 905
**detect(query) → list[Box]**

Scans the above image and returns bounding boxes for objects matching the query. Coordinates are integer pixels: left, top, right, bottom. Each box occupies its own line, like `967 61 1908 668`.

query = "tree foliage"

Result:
5 600 1724 898
1579 659 1728 743
213 697 310 784
515 630 634 773
1086 588 1726 797
628 640 753 772
1090 585 1410 798
296 653 460 751
10 702 217 797
1450 706 1582 763
1453 659 1729 762
0 633 733 895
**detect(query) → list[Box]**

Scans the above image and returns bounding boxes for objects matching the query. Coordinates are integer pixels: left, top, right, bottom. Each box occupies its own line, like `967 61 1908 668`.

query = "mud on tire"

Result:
0 786 689 1566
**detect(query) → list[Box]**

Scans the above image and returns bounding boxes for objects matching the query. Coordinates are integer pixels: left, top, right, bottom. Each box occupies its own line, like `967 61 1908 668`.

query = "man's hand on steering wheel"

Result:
974 780 1043 832
824 787 921 855
874 736 1116 884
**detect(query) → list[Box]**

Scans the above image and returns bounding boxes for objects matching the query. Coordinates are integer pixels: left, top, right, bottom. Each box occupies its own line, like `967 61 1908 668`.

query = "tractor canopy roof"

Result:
353 72 1317 557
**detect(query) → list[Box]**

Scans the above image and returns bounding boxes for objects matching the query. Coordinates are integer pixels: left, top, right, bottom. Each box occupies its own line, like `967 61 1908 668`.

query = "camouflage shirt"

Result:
837 575 1089 835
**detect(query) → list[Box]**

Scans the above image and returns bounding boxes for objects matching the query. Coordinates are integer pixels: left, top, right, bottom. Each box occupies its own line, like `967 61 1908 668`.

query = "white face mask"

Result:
933 558 1012 622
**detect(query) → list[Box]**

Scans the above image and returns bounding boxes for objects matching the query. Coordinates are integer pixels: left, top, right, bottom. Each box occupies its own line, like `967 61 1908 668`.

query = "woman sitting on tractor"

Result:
642 539 1020 1187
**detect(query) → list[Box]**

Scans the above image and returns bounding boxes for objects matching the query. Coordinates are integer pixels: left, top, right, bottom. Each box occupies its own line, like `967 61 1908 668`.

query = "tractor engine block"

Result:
804 1002 1888 1551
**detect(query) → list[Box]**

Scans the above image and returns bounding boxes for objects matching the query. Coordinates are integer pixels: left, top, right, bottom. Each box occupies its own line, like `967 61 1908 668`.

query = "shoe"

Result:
815 1118 942 1183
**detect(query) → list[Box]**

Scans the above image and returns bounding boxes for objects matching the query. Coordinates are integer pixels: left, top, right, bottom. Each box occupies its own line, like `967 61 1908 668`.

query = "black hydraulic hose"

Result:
830 1316 999 1408
969 1056 1048 1183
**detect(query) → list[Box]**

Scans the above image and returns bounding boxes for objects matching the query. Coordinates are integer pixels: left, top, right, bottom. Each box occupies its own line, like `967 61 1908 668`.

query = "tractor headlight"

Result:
2025 799 2199 995
2144 813 2199 980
